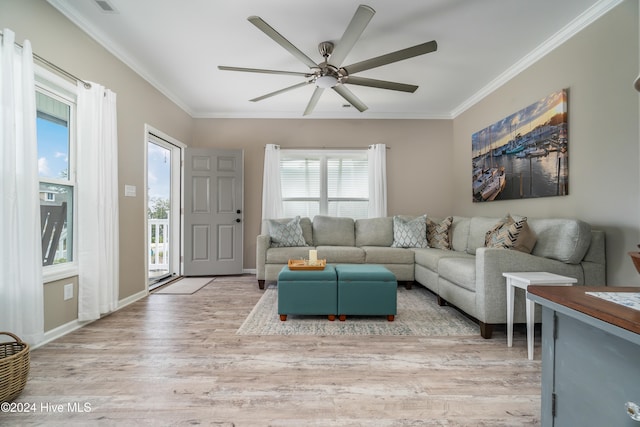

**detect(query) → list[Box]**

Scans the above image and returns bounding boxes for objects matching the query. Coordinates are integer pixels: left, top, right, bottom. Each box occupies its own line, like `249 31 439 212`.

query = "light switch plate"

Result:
124 185 136 197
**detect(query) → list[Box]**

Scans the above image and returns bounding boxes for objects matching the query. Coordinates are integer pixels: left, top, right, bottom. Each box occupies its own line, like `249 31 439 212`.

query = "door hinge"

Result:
552 392 557 418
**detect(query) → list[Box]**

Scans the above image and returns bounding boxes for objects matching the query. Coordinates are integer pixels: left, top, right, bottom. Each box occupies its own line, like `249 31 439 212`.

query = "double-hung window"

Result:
35 71 77 272
280 150 369 219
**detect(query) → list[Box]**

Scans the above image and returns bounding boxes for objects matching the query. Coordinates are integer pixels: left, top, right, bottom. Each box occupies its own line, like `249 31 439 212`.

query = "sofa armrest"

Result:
256 234 270 280
475 247 586 324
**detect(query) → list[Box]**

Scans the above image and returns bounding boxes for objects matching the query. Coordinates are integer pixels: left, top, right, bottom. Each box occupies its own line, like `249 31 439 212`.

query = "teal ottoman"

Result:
335 264 397 321
277 265 337 321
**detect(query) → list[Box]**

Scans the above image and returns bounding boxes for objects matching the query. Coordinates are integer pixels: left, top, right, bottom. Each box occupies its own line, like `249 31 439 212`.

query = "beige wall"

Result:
191 119 454 268
2 0 639 335
1 0 193 316
452 0 640 285
43 276 78 331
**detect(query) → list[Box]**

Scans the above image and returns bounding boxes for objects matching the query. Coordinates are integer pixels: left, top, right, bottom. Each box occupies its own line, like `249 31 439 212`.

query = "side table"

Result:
502 272 577 360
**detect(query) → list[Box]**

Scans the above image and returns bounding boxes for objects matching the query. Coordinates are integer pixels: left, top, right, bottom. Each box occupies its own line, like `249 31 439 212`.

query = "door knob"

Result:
236 209 242 214
235 218 241 223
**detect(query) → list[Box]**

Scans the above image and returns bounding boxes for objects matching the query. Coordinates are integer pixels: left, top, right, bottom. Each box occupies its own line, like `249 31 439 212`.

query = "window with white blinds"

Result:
280 150 369 219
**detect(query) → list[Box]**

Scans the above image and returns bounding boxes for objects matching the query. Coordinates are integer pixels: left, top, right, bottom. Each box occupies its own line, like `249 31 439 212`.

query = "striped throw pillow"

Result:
427 216 453 250
485 214 537 254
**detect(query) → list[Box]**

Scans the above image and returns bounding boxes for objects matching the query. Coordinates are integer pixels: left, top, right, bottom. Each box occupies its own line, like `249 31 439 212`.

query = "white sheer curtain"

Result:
261 144 283 220
368 143 387 218
0 29 44 345
77 82 119 321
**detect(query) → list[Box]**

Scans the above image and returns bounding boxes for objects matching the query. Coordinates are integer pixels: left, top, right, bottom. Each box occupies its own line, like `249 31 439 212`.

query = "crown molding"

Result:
450 0 624 118
46 0 195 117
48 0 622 121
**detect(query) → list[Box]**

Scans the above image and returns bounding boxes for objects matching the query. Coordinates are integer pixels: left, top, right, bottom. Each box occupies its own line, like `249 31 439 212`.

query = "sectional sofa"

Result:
256 214 606 338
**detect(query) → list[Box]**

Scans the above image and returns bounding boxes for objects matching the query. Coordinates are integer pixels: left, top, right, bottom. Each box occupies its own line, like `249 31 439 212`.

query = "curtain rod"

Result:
1 30 91 89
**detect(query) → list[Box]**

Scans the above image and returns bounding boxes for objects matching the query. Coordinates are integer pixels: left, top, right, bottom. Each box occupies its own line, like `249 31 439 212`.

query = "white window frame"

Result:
35 65 79 282
280 149 369 218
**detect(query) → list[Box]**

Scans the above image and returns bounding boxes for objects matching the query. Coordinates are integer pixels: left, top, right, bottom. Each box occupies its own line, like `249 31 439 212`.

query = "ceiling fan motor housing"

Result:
314 41 345 88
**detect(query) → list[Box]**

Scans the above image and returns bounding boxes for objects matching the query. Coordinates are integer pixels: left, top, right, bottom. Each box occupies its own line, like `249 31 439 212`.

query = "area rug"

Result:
236 285 478 336
154 277 214 295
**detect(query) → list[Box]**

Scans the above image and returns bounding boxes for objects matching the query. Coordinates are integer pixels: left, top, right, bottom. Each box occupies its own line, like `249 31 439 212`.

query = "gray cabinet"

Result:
527 286 640 427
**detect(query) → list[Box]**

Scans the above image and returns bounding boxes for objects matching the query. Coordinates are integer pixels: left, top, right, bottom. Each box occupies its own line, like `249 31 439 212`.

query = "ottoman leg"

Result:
339 315 347 321
328 315 336 321
387 315 395 322
280 314 287 321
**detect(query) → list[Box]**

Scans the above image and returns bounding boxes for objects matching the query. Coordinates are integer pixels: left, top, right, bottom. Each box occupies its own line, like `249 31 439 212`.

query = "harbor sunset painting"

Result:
471 89 568 202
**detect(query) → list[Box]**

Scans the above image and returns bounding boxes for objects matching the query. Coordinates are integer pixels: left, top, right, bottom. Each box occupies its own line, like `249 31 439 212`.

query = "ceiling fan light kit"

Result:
218 4 437 115
316 75 339 89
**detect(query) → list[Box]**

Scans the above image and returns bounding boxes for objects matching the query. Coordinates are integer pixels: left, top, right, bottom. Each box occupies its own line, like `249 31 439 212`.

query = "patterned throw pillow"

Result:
268 216 308 247
485 214 537 254
427 216 453 250
391 215 428 248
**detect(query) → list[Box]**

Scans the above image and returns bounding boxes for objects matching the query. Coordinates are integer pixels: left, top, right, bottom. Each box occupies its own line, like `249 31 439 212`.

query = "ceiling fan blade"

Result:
248 16 318 69
250 81 311 102
332 85 368 112
345 76 418 93
303 87 324 116
218 66 310 77
342 40 437 75
329 5 375 67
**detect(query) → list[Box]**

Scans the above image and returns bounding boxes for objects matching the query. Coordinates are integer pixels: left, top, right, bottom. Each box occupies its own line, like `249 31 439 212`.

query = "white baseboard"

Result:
118 289 148 309
36 289 149 350
243 268 256 275
37 319 93 350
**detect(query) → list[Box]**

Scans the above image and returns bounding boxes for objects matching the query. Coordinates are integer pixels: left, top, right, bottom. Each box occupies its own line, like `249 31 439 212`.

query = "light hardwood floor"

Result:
4 275 541 426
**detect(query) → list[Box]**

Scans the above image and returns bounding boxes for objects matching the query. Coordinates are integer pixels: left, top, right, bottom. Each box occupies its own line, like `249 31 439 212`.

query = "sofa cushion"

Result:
466 217 501 255
263 217 313 246
450 216 471 252
485 214 537 254
362 246 414 264
316 246 365 264
355 217 393 247
391 215 428 248
438 256 477 292
427 216 453 250
412 248 474 271
267 216 308 247
266 246 315 263
528 218 592 264
313 216 355 247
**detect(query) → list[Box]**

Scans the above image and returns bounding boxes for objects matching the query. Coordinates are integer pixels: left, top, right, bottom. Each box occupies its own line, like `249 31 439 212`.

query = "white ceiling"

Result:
48 0 619 119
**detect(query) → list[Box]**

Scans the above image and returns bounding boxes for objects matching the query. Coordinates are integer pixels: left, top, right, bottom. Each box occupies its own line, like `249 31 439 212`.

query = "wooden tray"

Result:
288 259 327 270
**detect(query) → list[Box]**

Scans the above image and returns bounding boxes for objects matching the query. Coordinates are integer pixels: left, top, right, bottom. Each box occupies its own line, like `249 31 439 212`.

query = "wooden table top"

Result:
527 286 640 335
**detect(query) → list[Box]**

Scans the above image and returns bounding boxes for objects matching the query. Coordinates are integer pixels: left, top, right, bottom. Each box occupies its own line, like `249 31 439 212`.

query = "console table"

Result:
527 286 640 427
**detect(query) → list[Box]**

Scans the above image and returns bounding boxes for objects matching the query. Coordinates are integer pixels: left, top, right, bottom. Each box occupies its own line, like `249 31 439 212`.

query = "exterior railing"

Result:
149 218 169 271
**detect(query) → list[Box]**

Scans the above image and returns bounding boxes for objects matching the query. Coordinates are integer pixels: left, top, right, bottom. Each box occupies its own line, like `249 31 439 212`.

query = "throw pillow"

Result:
485 214 537 254
391 215 428 248
268 216 308 247
427 216 453 250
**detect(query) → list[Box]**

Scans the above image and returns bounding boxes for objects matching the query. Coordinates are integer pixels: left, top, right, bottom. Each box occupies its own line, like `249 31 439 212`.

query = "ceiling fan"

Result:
218 5 437 116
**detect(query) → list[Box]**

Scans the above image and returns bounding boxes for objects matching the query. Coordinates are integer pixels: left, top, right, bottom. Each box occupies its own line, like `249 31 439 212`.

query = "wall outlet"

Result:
64 283 74 301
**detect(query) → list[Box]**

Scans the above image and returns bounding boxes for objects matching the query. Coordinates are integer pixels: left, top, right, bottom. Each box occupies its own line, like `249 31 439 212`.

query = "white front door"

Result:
184 148 243 276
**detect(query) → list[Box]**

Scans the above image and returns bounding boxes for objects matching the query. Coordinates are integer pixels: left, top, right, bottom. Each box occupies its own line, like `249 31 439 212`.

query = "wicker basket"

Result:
0 332 30 402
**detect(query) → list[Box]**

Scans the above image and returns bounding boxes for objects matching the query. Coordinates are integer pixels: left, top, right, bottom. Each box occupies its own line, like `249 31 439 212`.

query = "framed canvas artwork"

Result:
471 89 568 202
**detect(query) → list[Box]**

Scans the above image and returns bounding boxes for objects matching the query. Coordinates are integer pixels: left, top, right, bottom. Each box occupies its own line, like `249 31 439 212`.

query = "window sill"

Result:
43 263 79 284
